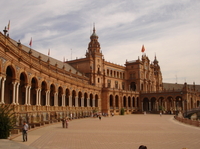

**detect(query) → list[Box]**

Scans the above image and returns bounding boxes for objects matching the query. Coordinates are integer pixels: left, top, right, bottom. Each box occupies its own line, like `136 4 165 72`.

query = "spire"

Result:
153 53 158 64
93 23 95 33
90 23 98 38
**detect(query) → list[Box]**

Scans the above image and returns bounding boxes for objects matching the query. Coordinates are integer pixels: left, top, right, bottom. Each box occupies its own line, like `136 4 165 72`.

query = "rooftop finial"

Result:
93 23 95 33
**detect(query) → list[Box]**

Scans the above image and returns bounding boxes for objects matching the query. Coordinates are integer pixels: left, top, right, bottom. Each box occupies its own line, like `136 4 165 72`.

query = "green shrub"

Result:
0 104 17 139
120 108 125 115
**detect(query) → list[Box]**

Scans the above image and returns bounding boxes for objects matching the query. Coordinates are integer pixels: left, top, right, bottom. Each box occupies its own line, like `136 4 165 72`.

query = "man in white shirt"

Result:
22 122 28 142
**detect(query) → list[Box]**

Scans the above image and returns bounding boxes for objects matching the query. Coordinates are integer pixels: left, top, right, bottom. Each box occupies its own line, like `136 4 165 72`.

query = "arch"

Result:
158 97 164 111
143 98 149 111
5 66 15 104
137 97 140 107
115 95 119 108
95 94 98 107
84 93 88 107
41 81 47 106
175 96 183 111
150 97 156 111
109 95 114 107
50 84 55 106
132 97 135 107
128 96 131 107
89 94 93 107
58 86 63 106
72 90 76 106
65 88 70 106
166 97 173 112
78 91 82 107
30 77 38 105
123 96 126 107
18 72 28 105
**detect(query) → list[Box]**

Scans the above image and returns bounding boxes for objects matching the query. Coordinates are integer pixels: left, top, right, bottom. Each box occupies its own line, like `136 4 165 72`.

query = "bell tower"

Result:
153 55 163 91
86 26 104 87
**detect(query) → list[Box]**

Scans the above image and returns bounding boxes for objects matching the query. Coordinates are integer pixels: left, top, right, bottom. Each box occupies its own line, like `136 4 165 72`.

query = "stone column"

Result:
12 82 17 104
0 77 6 104
156 101 158 111
28 86 31 105
68 95 72 107
54 92 58 106
36 88 39 106
141 101 143 111
75 96 78 107
164 101 167 111
38 89 41 106
92 99 94 107
25 86 29 105
15 83 20 105
62 94 65 107
45 91 49 106
87 98 90 107
81 97 84 107
149 101 151 111
173 101 176 110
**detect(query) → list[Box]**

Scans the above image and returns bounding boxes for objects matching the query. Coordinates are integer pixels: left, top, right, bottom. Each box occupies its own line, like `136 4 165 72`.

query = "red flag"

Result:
7 20 10 31
141 45 145 52
29 38 32 47
48 49 50 56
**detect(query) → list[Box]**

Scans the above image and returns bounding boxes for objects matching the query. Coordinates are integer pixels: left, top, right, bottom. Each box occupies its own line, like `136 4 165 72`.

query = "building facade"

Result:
0 27 200 125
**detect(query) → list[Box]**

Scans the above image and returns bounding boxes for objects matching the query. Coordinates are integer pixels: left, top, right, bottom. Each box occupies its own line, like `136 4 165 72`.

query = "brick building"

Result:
0 27 200 125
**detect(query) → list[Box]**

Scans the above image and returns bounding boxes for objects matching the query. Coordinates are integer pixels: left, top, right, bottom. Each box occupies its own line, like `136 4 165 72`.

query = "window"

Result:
122 82 125 90
115 81 118 89
107 80 111 88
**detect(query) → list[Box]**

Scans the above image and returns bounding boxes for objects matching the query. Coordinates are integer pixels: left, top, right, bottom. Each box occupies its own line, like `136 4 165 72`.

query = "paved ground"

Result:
1 114 200 149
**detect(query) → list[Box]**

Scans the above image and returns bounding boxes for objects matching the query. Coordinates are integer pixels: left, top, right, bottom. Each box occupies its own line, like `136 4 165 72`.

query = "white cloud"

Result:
1 0 200 84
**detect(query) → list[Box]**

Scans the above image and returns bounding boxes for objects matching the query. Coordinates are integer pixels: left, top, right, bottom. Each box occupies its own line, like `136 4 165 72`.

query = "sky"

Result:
1 0 200 84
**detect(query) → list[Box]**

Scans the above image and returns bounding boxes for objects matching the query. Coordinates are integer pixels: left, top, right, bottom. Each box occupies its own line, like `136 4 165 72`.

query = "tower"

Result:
86 26 104 87
153 55 163 91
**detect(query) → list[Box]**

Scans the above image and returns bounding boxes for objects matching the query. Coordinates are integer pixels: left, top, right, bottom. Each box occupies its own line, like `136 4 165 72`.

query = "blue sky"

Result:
1 0 200 84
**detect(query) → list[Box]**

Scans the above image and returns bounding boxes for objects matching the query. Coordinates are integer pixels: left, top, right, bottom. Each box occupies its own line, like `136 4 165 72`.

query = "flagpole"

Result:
29 37 32 54
7 20 10 33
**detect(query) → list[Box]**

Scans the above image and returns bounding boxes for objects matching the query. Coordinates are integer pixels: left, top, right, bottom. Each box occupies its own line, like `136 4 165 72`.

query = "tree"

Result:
0 104 17 139
120 108 125 115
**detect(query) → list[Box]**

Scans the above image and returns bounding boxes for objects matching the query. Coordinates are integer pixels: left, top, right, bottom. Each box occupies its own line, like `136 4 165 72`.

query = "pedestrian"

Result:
99 113 101 120
160 111 162 117
66 118 69 128
62 118 66 128
138 145 147 149
70 113 72 120
22 122 28 142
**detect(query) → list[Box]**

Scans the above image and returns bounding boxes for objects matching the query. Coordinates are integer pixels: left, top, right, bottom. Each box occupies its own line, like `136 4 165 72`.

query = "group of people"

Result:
61 118 69 128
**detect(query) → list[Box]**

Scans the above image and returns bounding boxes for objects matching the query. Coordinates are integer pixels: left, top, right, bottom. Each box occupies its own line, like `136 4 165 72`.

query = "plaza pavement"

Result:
1 114 200 149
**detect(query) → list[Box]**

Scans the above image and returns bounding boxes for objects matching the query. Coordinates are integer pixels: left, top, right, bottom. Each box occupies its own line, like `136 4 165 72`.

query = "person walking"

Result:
160 111 162 117
22 122 28 142
61 118 66 128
